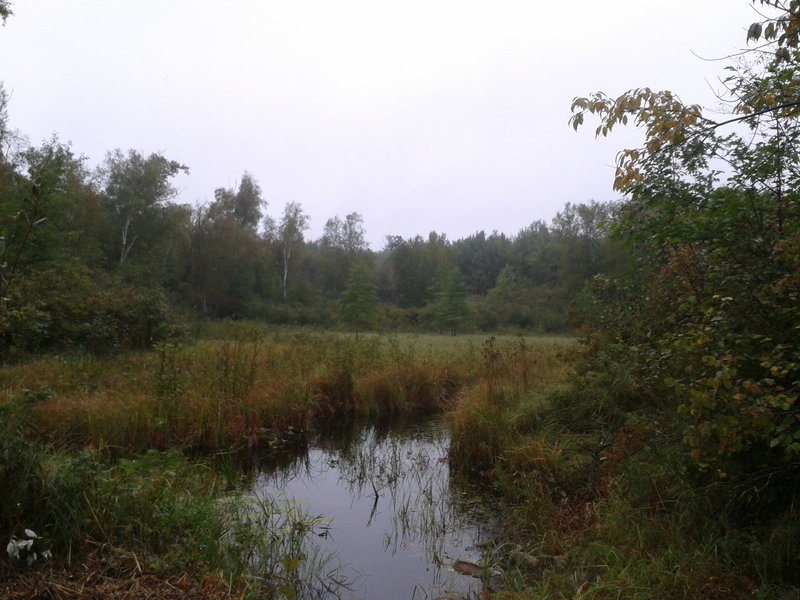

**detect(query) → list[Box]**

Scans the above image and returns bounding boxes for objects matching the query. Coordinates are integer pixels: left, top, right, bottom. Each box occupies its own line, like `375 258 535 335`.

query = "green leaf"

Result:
748 22 763 42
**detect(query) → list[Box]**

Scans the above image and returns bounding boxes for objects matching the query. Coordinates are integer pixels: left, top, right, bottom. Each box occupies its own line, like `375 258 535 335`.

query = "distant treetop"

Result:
0 1 12 25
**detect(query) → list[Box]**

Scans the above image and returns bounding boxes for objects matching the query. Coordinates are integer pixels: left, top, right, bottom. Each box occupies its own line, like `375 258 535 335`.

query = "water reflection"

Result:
254 419 498 600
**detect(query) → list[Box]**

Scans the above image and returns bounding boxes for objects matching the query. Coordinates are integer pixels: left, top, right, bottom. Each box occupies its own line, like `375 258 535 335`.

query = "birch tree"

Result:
278 201 308 300
99 149 187 266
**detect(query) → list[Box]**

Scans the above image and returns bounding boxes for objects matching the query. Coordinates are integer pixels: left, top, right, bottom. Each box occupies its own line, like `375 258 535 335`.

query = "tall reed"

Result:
1 331 501 455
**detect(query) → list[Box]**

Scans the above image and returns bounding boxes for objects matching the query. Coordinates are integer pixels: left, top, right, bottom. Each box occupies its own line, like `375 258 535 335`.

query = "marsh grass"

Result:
0 435 354 599
0 328 585 596
447 336 571 476
1 331 561 455
218 490 353 600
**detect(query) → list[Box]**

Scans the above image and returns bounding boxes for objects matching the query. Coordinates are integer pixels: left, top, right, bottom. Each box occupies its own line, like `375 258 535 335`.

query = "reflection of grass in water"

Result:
388 459 473 567
273 422 497 576
220 490 356 600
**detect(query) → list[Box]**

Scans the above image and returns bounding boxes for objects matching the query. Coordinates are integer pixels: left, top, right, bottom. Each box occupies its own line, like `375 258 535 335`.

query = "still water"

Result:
253 420 499 600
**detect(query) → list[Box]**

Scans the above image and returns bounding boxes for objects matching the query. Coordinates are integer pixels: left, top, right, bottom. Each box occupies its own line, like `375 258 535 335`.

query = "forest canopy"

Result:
0 69 617 356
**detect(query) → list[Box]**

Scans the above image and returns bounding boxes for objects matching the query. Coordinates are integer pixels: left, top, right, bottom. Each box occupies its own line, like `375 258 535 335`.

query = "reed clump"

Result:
0 332 487 455
447 336 571 476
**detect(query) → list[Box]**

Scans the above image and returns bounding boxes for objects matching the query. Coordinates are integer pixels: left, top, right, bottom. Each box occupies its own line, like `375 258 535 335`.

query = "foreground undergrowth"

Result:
447 339 800 600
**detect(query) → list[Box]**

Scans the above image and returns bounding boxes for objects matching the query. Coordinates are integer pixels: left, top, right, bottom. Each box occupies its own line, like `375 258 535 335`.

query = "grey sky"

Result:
0 1 760 248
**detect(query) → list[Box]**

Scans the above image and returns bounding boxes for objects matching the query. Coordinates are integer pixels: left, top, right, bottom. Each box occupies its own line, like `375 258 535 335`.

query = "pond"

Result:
253 419 501 600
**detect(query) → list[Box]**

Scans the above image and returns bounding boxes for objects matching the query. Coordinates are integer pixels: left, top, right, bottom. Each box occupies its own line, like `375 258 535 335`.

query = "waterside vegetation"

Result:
0 331 569 598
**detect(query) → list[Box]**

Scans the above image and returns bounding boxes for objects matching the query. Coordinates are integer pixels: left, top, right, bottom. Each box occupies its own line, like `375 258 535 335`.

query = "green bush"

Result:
0 264 182 357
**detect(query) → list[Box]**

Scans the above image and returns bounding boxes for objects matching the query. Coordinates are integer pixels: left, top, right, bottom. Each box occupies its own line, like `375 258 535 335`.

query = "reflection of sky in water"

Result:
254 421 497 600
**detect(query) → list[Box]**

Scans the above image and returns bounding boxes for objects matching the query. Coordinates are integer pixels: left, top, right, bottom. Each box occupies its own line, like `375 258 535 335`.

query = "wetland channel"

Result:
253 418 501 600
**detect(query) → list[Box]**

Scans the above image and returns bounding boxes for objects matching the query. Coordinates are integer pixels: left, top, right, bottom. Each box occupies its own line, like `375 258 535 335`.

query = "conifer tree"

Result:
338 263 380 332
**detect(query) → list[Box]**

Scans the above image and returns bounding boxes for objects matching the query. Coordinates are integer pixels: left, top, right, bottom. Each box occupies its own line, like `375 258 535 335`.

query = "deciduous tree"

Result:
569 1 800 500
208 171 264 232
0 1 12 25
99 149 188 266
186 175 270 317
278 201 308 300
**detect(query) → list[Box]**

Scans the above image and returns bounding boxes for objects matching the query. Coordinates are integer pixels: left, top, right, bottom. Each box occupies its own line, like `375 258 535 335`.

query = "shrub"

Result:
0 264 182 357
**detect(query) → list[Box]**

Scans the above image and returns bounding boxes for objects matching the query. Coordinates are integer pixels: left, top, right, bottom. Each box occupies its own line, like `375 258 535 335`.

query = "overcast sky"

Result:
0 1 762 248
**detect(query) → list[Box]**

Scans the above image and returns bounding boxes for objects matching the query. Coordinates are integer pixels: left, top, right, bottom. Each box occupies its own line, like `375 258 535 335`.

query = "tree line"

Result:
0 88 620 355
